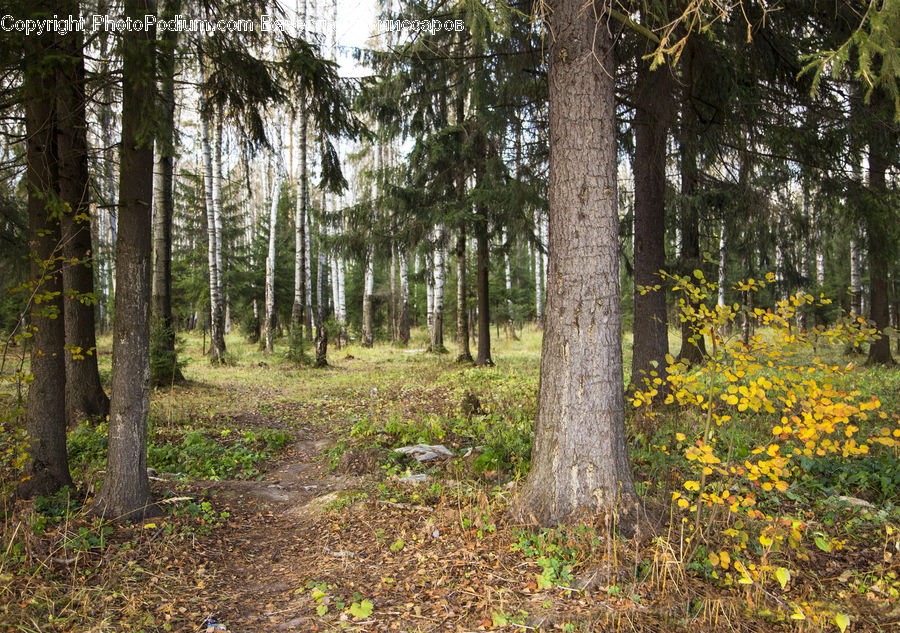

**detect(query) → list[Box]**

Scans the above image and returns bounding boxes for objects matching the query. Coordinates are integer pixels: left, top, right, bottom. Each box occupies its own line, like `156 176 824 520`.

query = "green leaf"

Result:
349 600 373 620
316 604 328 616
834 613 850 632
775 567 790 590
814 534 831 552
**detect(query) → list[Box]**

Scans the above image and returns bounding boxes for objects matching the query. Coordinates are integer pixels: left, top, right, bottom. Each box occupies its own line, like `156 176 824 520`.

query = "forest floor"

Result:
2 326 900 632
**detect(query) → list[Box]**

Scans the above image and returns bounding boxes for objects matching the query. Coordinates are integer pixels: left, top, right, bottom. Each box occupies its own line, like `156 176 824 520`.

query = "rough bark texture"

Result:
57 6 110 422
517 4 636 528
676 89 706 366
630 60 671 390
865 122 895 365
93 0 158 520
456 230 472 362
19 15 73 498
475 211 492 366
150 0 183 386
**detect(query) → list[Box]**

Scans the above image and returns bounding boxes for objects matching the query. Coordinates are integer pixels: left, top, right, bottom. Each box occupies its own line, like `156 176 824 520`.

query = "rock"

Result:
394 444 454 462
399 474 428 485
837 495 875 510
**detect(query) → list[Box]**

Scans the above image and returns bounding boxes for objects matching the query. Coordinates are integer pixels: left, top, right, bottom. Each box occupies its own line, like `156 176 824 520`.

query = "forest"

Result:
1 0 899 630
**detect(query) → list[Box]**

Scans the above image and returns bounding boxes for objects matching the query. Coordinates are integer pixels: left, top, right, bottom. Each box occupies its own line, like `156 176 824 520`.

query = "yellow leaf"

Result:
775 567 790 589
834 614 850 633
675 432 686 442
684 480 700 492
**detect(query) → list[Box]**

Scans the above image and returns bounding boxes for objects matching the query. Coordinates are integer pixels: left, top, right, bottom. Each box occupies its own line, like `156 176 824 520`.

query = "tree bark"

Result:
362 244 375 347
431 229 445 352
865 118 895 365
676 86 706 366
456 229 472 362
398 245 410 345
516 3 637 529
150 0 183 386
630 60 671 390
502 228 518 340
475 210 492 366
533 214 542 327
19 12 73 498
264 136 283 354
93 0 159 520
200 91 226 362
56 3 110 421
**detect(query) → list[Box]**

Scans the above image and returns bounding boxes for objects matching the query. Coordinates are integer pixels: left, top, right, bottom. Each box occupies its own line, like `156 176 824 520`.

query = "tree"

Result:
630 38 673 391
18 0 73 497
93 0 159 520
151 0 185 385
516 0 637 528
57 0 110 423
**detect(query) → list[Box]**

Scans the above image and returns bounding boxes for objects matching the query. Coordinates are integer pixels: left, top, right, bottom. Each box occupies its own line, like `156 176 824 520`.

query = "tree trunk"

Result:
19 14 72 498
849 228 862 317
475 212 492 366
425 248 435 336
211 112 227 354
517 4 636 529
503 228 517 340
533 217 543 328
93 0 159 520
430 229 445 352
865 121 894 365
398 245 410 345
390 242 397 343
630 59 671 390
264 139 283 354
362 244 375 347
456 229 472 362
57 5 110 420
150 0 183 387
200 93 225 362
676 88 706 366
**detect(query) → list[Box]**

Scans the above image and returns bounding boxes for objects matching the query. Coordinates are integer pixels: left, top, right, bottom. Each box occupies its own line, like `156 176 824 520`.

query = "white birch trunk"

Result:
362 243 375 346
264 124 284 353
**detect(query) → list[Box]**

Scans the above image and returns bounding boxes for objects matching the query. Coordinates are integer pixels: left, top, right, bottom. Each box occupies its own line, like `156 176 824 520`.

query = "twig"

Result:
377 500 433 512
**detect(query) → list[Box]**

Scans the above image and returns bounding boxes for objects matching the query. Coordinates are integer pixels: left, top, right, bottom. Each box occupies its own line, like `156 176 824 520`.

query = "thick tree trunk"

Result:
93 0 158 520
865 126 894 364
19 16 73 498
56 6 110 420
398 245 410 345
150 0 183 386
475 214 492 366
362 244 375 347
630 60 671 390
517 5 636 528
676 92 706 366
456 229 472 362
